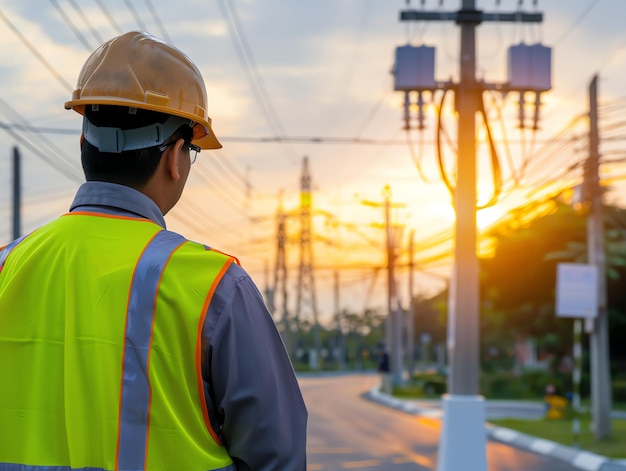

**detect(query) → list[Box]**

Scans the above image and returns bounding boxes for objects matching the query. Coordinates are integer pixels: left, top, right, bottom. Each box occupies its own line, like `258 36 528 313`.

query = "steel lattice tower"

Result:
295 156 321 368
271 192 291 354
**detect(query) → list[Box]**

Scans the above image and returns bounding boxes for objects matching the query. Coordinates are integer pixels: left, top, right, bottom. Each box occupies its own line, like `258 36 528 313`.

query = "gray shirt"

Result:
70 181 307 471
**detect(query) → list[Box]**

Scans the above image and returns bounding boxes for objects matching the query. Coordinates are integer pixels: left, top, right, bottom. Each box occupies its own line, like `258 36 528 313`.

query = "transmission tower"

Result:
272 191 292 355
295 156 321 369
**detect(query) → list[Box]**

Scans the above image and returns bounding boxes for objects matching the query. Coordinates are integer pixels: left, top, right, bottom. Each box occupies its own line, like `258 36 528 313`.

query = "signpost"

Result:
556 262 598 448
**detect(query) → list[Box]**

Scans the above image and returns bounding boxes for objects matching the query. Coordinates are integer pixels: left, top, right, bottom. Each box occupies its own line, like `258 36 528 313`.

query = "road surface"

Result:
300 373 576 471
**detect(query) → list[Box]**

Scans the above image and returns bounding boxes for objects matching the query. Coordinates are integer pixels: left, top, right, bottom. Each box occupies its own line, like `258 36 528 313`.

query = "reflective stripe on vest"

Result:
117 230 184 470
0 234 28 273
0 463 236 471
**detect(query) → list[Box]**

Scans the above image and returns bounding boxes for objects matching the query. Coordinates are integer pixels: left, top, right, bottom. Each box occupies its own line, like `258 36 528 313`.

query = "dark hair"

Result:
81 105 193 187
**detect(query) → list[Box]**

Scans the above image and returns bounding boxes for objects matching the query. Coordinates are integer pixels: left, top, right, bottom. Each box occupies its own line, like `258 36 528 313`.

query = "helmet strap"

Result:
82 115 193 153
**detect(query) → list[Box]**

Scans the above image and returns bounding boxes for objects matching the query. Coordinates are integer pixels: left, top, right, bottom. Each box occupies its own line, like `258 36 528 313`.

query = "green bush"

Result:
395 370 626 405
411 371 447 396
613 380 626 403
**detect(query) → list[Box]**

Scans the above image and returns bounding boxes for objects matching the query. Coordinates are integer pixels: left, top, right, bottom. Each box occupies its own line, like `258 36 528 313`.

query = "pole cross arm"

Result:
400 9 543 24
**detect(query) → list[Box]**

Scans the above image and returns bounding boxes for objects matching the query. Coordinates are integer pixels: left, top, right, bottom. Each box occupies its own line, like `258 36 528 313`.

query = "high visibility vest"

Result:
0 212 235 471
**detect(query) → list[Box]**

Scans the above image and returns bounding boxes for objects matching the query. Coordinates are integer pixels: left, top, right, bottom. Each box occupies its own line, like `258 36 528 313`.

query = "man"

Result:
0 32 307 471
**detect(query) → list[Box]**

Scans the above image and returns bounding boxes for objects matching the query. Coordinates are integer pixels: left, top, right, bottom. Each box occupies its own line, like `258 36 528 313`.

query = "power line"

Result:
66 0 104 44
0 121 614 148
0 122 82 184
94 0 123 34
0 10 73 92
210 149 251 188
144 0 171 42
0 99 83 183
49 0 94 51
123 0 148 31
192 160 254 215
217 0 298 165
553 0 601 46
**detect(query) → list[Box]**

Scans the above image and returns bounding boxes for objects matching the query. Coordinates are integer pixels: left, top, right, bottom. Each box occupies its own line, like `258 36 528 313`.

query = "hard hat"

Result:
65 31 221 150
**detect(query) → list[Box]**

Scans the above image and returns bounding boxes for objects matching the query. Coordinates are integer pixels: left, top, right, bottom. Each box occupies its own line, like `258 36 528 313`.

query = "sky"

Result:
1 0 626 325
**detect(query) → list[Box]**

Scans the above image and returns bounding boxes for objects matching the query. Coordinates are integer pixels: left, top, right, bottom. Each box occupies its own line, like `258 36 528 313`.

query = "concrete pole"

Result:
437 0 487 469
383 185 394 376
383 185 397 385
393 292 404 386
407 230 415 380
12 146 21 240
587 75 612 440
334 270 346 370
572 319 582 448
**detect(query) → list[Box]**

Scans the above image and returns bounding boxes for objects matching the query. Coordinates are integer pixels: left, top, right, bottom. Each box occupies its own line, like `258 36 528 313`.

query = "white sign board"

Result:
556 263 598 318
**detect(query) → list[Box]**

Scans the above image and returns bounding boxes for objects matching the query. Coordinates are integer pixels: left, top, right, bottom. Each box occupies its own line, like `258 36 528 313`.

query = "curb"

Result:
364 388 626 471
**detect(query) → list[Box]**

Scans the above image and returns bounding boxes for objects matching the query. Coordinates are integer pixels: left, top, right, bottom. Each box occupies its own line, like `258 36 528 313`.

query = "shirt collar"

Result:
69 181 167 228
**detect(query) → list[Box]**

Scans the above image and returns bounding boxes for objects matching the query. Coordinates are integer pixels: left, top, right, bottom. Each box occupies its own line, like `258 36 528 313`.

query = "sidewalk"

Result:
365 388 626 471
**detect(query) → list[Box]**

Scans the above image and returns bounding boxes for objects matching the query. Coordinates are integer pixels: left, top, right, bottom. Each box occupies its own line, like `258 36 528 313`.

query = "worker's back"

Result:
0 211 235 471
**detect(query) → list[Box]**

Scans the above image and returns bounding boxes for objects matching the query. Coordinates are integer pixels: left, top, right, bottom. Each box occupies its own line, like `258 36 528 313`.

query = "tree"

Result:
479 197 626 371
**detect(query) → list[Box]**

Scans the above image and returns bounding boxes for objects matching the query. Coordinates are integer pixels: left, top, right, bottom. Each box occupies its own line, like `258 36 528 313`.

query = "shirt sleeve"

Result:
203 263 308 471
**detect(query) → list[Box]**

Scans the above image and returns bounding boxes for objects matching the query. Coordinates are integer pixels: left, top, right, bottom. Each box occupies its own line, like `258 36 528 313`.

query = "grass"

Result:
489 415 626 459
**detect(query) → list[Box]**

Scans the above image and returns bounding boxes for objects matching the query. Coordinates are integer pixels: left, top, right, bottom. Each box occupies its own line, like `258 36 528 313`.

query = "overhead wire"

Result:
123 0 148 31
552 0 601 46
476 91 503 209
488 91 520 186
405 128 434 183
0 120 582 147
435 88 456 197
0 10 73 92
0 121 83 184
0 99 83 183
94 0 123 34
514 113 587 191
66 0 104 43
323 0 372 134
210 149 252 188
144 0 171 43
49 0 94 51
192 160 256 215
217 0 298 165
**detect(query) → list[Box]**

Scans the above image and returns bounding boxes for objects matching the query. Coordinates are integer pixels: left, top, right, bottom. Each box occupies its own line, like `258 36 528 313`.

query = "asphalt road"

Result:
300 374 576 471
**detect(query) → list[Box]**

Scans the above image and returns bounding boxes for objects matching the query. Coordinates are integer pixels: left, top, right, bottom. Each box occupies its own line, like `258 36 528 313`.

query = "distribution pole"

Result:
384 185 395 381
437 3 485 469
407 230 415 380
587 75 612 439
398 2 544 470
451 0 480 397
572 319 582 448
12 146 21 240
334 270 346 370
362 186 406 389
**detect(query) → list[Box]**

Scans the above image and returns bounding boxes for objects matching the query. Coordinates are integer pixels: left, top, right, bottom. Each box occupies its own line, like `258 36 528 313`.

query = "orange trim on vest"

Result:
195 257 234 445
208 247 241 266
65 211 154 223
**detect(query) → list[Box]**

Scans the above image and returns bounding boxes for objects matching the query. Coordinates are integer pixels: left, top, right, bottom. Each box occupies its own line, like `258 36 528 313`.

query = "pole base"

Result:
437 394 487 471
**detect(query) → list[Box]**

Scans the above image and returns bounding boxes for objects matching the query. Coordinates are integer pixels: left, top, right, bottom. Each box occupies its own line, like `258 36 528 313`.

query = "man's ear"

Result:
164 138 185 181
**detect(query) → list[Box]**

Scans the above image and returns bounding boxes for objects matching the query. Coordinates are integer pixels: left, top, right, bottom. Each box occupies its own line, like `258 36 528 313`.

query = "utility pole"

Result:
407 230 415 380
586 75 612 439
12 146 21 239
362 185 406 388
295 156 321 369
398 2 546 470
334 270 346 370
